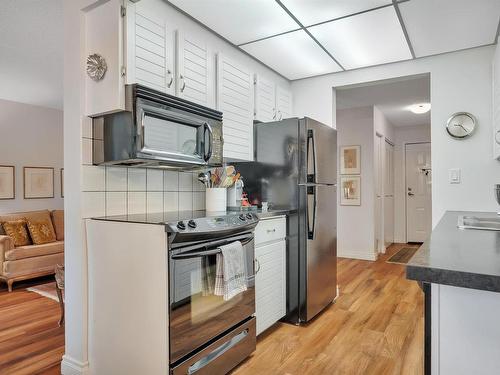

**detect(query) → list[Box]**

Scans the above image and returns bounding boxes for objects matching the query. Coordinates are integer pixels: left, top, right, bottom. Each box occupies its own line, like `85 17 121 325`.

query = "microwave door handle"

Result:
139 110 146 150
204 122 213 162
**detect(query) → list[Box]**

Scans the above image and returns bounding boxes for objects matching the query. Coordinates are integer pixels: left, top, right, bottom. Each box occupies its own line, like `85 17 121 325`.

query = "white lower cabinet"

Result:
254 216 286 335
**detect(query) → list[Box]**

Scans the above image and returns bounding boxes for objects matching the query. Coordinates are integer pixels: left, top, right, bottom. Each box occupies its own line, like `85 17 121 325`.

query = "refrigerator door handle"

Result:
307 129 317 183
307 185 317 240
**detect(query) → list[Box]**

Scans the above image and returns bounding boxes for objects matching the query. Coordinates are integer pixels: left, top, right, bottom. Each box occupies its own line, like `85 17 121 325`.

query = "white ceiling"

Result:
0 0 63 109
170 0 500 80
336 75 431 127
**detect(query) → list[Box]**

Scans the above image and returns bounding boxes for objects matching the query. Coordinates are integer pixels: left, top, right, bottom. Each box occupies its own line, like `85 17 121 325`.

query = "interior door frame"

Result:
404 141 432 243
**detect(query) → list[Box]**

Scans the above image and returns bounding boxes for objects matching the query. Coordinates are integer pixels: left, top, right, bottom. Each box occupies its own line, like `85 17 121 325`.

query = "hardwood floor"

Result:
0 244 422 375
233 243 423 375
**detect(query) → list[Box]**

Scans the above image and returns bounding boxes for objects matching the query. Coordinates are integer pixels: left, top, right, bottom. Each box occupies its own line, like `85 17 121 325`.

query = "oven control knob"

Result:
239 214 246 221
177 221 186 230
246 213 253 220
188 220 197 229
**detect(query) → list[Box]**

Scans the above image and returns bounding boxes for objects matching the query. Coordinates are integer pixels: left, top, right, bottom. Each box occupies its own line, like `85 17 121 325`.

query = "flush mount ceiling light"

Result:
408 103 431 114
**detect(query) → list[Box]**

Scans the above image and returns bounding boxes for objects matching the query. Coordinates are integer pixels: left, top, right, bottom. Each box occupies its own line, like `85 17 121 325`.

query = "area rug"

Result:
387 247 419 265
27 282 59 302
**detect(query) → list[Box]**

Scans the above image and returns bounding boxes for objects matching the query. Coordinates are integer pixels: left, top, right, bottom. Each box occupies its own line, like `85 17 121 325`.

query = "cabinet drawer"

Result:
254 216 286 246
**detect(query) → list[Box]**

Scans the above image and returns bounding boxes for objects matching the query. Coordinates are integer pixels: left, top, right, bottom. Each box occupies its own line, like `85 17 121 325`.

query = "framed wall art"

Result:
24 167 54 199
340 175 361 206
340 145 361 175
0 165 15 200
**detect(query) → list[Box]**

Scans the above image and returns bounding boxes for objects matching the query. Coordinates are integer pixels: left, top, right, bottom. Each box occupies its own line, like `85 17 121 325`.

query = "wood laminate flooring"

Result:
234 243 423 375
0 244 422 375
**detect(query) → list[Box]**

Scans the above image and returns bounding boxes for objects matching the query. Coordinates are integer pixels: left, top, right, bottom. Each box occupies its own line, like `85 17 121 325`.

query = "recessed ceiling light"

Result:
408 103 431 114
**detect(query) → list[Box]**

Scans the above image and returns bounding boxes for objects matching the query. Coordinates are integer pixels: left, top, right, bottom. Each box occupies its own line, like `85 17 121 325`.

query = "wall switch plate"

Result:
449 168 461 184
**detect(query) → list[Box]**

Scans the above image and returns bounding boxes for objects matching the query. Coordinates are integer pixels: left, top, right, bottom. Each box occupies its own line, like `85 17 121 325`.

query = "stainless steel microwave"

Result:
92 84 223 169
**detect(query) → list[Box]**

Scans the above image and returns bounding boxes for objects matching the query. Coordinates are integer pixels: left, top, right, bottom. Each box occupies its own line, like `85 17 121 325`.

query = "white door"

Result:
406 143 432 242
374 134 384 253
254 75 276 123
276 86 293 120
176 31 213 107
384 140 394 247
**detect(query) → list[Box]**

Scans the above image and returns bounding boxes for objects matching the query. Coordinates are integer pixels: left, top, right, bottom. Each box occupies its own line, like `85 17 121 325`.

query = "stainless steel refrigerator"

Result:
235 117 337 324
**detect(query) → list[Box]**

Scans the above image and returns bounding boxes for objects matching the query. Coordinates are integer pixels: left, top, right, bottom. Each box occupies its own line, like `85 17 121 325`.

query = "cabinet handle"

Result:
272 108 276 120
167 69 173 88
254 258 261 274
180 74 186 92
266 229 276 233
278 110 283 120
496 129 500 145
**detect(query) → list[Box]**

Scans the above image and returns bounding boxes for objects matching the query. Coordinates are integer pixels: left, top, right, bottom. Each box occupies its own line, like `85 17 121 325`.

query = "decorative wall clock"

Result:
86 53 107 81
446 112 477 139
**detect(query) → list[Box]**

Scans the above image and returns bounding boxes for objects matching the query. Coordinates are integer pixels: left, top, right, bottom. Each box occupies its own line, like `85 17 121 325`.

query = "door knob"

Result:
408 192 415 196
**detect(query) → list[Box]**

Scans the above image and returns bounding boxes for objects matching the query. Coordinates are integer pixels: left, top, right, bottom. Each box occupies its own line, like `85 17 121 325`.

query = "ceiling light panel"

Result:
280 0 392 26
168 0 298 45
399 0 500 58
241 30 342 80
308 6 412 70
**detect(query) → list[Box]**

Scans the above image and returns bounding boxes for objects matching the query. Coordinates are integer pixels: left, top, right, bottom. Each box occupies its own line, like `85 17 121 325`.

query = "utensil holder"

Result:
206 188 227 212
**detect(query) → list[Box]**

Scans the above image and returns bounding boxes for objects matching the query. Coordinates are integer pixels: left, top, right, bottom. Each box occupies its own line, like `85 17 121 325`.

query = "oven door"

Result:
137 98 213 166
169 233 255 364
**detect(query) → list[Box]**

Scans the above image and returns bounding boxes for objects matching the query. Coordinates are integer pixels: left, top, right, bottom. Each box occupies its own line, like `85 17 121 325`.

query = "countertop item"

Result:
406 211 500 292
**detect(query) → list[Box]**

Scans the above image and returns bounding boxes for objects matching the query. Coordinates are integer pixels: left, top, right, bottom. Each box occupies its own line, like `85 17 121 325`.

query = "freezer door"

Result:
299 118 337 185
304 184 337 321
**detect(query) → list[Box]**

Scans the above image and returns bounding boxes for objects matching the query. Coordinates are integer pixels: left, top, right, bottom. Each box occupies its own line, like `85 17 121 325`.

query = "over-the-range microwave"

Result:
92 84 224 169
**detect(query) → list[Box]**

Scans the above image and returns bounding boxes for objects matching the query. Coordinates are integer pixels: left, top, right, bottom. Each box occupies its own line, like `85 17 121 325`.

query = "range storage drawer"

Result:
254 216 286 246
171 317 256 375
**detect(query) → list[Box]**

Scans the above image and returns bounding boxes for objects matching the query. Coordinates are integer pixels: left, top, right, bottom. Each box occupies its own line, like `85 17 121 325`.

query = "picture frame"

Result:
60 168 64 198
340 175 361 206
24 167 54 199
340 145 361 175
0 165 15 200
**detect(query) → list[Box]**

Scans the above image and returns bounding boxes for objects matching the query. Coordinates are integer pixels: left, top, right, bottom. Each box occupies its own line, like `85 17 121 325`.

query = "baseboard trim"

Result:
338 249 378 261
61 355 90 375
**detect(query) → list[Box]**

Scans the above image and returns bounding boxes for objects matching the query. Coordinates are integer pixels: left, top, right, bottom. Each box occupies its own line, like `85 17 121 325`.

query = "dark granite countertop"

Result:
406 211 500 293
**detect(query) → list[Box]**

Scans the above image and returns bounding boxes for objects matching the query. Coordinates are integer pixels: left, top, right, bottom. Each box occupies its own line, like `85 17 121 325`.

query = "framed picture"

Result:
340 175 361 206
0 166 15 200
340 145 361 175
24 167 54 199
60 168 64 198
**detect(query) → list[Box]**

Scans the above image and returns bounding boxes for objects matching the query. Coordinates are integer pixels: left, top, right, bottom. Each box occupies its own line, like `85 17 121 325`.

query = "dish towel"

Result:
214 241 248 301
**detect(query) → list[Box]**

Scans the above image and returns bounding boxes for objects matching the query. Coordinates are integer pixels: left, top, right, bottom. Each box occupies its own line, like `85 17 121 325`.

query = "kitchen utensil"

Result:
198 172 209 188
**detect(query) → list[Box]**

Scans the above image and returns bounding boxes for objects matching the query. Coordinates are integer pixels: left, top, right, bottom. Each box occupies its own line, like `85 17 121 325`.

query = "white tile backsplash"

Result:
147 192 164 213
164 192 179 212
147 169 164 191
128 169 146 191
82 116 92 139
106 192 127 216
82 138 93 165
192 172 205 192
82 192 105 218
81 165 105 191
193 192 205 210
179 192 193 211
179 172 193 191
164 171 179 191
128 192 146 214
106 167 127 191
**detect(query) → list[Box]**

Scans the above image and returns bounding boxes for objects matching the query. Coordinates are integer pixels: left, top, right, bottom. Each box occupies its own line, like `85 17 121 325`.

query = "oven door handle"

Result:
171 236 254 260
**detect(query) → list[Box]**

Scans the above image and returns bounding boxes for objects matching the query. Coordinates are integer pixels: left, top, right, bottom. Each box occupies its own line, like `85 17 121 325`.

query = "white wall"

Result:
0 99 63 214
337 106 376 260
293 45 499 225
393 125 431 242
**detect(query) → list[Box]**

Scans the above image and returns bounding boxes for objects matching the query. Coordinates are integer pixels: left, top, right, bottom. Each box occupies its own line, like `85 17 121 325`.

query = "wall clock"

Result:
446 112 477 139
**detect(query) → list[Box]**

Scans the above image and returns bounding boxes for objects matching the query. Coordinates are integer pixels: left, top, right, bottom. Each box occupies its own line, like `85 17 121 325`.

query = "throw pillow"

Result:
27 218 57 245
2 220 32 247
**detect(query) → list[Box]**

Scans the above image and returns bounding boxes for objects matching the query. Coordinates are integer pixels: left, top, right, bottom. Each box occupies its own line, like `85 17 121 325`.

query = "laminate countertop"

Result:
406 211 500 293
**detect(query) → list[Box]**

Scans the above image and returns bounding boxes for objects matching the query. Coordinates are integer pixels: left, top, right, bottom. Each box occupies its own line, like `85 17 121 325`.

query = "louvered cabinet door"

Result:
276 86 293 120
125 3 174 94
176 31 213 107
216 54 254 161
254 75 276 123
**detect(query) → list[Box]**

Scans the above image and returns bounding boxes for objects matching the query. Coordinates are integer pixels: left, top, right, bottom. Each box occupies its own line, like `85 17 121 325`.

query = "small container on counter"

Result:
206 188 227 212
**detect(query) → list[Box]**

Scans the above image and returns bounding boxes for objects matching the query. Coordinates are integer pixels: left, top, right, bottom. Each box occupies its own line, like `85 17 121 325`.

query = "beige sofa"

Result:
0 209 64 292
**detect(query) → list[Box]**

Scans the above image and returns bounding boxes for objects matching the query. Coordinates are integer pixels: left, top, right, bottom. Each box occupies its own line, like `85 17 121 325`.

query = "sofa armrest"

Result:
0 235 14 269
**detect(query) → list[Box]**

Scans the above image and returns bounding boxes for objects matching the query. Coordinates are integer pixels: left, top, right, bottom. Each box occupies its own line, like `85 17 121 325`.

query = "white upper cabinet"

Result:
176 31 214 108
276 86 293 120
254 75 293 122
493 45 500 160
125 3 174 94
216 53 254 161
85 0 125 116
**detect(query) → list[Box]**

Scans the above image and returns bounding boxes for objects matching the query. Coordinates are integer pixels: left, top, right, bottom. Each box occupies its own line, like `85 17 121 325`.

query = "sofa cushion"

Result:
51 210 64 241
0 210 53 235
2 252 64 277
2 220 32 246
27 217 57 245
5 241 64 261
